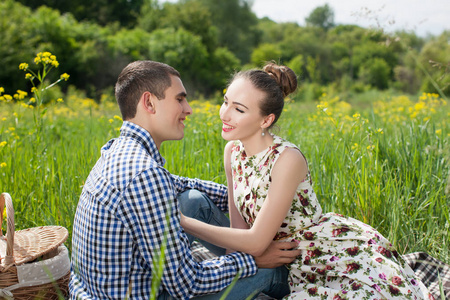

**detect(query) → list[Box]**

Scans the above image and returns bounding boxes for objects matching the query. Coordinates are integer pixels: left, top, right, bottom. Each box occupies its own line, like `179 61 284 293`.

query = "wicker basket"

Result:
0 193 70 300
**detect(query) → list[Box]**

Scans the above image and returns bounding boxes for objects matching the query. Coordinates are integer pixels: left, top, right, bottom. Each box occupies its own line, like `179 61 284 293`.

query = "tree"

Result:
147 28 209 95
16 0 143 27
418 31 450 96
250 44 282 66
195 0 261 63
0 0 36 92
359 58 390 89
305 4 335 31
139 0 218 53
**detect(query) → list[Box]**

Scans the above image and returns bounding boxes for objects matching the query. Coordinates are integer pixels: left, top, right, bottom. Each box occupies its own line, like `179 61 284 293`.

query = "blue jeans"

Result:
157 189 290 300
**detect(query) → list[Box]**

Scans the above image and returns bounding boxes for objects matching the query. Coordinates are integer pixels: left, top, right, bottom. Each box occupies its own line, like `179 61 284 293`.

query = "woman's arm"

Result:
224 142 249 253
224 142 250 231
181 147 308 257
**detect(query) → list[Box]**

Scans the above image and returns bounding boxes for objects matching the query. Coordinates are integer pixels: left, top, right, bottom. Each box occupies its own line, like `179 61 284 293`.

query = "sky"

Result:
250 0 450 37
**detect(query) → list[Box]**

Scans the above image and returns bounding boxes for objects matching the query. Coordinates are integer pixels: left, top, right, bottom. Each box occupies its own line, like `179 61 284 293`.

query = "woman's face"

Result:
219 77 268 143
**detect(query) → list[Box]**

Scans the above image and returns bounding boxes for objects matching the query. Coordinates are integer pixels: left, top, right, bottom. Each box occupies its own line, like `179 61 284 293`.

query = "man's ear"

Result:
261 113 275 129
140 91 157 114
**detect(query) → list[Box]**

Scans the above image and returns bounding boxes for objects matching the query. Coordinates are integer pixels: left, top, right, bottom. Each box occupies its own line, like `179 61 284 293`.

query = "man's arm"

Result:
170 173 228 211
125 168 256 299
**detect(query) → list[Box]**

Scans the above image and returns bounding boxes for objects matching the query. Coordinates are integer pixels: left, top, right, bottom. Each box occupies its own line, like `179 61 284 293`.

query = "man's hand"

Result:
253 241 300 268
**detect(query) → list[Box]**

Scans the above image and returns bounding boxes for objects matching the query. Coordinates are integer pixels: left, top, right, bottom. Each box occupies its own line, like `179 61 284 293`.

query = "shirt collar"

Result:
120 121 166 166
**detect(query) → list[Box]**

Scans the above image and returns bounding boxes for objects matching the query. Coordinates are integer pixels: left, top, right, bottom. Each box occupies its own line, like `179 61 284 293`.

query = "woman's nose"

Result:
219 104 229 121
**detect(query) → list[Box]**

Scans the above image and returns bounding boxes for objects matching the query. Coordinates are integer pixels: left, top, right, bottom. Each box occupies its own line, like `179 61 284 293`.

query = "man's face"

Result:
151 75 192 148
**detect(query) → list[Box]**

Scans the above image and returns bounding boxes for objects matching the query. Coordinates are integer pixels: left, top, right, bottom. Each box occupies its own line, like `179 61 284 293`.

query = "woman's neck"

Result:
241 134 274 157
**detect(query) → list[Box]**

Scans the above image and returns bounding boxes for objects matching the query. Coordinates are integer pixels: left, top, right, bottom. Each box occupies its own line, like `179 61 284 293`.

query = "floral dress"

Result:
231 136 431 300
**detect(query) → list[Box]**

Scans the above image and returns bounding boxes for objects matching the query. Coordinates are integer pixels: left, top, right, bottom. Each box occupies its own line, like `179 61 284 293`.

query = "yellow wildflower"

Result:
113 115 123 122
353 113 360 119
31 87 37 93
19 63 28 70
13 112 17 117
0 162 6 168
30 97 36 103
1 118 6 121
60 73 70 81
0 141 6 147
0 87 4 94
25 73 32 79
435 129 442 135
109 119 114 123
57 98 64 103
376 128 384 134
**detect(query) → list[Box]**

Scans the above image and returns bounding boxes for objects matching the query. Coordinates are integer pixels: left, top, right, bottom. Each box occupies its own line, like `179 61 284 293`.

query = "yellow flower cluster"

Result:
310 94 357 133
13 90 28 100
188 100 221 128
0 87 12 103
60 73 70 81
34 52 59 67
373 93 446 124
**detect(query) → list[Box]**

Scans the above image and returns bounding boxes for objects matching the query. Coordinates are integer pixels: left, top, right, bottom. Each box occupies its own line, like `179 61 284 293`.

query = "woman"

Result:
181 63 431 299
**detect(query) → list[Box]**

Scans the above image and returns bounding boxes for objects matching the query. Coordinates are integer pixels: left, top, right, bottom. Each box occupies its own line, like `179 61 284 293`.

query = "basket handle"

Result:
0 193 15 266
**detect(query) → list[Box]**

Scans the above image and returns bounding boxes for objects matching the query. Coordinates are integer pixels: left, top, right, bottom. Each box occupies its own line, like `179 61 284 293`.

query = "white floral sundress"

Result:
231 136 432 300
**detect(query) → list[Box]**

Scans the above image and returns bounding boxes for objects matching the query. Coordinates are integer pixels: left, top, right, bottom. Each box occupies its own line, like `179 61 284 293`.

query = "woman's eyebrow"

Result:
224 95 249 109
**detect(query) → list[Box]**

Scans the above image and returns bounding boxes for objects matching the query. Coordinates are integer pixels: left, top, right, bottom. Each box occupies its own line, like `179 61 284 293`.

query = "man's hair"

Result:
115 60 180 120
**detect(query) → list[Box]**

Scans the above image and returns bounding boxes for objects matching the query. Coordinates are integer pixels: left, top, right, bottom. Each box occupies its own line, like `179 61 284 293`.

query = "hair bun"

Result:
263 63 298 98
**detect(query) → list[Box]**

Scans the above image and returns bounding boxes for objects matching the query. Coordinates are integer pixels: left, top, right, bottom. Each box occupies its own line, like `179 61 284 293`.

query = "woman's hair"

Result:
115 60 180 120
230 62 297 128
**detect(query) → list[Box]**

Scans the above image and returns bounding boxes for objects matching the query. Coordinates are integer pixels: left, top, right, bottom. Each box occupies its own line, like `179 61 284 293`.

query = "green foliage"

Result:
359 58 391 89
250 43 282 66
16 0 143 27
148 27 209 95
305 4 335 31
418 32 450 96
2 1 449 99
0 0 36 91
196 0 261 63
287 54 305 79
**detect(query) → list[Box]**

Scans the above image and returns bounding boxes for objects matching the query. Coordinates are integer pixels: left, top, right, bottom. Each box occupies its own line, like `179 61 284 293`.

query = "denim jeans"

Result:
157 189 290 300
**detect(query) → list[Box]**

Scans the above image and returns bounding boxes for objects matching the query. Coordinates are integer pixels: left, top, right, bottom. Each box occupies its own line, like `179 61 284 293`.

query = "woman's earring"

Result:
261 128 265 136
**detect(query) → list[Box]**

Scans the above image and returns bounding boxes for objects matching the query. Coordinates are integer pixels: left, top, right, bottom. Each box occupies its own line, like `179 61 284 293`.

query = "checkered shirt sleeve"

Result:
69 121 257 300
171 174 228 211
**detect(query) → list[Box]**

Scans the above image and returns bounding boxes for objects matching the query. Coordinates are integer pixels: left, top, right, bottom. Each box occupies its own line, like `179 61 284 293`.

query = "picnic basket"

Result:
0 192 70 300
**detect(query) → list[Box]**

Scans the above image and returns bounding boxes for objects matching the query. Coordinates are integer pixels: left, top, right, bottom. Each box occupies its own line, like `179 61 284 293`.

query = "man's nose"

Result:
184 100 193 115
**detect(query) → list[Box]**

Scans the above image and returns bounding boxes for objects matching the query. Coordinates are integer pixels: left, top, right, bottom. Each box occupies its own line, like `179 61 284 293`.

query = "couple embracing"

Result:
70 60 431 300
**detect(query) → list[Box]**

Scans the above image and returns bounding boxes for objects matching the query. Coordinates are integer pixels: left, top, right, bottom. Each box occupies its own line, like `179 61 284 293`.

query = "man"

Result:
70 60 299 299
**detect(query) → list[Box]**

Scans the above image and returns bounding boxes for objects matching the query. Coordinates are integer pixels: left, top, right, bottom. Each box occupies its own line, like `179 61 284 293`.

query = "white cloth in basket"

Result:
1 245 70 292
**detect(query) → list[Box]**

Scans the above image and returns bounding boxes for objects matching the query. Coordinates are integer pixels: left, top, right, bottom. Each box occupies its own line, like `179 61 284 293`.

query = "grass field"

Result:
0 89 449 267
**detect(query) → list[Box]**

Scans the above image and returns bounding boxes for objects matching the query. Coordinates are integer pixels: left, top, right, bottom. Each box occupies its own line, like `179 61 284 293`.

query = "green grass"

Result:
0 92 449 266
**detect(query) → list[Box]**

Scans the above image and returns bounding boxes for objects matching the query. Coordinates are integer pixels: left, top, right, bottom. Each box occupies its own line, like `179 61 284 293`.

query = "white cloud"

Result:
251 0 450 36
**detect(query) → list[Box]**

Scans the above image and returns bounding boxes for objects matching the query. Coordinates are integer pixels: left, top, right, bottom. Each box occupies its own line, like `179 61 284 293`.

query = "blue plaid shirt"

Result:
69 121 257 299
